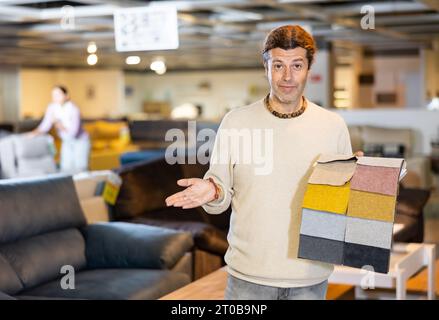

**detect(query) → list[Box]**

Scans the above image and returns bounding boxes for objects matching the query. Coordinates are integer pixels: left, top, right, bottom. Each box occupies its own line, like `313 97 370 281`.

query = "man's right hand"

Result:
165 178 217 209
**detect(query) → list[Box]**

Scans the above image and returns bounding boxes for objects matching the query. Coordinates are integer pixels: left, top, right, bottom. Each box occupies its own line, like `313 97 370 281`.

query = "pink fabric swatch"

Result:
350 164 400 196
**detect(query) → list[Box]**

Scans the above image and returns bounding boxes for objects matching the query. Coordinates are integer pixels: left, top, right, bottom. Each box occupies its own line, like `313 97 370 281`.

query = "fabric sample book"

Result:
298 153 406 274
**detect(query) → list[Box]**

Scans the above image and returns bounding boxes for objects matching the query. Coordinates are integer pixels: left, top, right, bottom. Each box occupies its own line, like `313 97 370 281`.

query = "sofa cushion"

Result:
0 229 86 290
82 222 193 270
18 269 190 300
0 175 86 243
129 217 228 256
0 254 23 295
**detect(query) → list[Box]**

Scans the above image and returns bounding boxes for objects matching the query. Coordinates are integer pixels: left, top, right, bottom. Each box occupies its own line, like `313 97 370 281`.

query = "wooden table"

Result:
160 266 353 300
160 266 228 300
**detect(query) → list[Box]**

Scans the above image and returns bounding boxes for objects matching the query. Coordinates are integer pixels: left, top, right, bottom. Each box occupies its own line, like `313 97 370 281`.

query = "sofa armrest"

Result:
404 156 433 189
82 222 194 270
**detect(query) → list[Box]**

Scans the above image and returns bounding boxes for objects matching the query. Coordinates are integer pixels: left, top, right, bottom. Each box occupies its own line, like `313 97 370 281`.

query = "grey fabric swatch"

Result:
298 234 344 265
345 217 393 249
300 208 347 242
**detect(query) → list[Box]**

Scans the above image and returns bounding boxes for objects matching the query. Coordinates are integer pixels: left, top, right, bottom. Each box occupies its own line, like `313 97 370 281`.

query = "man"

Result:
166 25 362 300
31 85 90 174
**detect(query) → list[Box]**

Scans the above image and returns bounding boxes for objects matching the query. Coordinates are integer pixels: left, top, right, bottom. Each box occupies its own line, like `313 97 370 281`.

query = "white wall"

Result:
336 108 439 155
0 66 20 122
125 55 335 121
124 69 269 120
20 68 125 119
373 56 423 109
305 50 334 108
421 48 439 103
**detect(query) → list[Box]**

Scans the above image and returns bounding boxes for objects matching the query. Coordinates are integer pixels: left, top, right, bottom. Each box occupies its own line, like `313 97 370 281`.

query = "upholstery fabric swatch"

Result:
298 154 401 273
347 190 396 222
343 242 390 274
350 164 400 196
302 182 350 215
298 235 344 265
345 217 393 249
300 208 347 242
308 160 356 186
357 156 405 169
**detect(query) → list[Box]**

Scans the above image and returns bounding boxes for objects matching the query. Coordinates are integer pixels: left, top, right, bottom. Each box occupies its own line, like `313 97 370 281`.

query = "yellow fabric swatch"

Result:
302 182 350 215
347 190 396 222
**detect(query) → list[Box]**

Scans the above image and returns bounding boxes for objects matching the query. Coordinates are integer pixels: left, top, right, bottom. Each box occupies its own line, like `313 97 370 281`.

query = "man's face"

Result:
264 47 309 104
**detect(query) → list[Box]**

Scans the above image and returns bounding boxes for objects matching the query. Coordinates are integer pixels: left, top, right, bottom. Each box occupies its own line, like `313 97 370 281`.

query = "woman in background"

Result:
32 85 90 174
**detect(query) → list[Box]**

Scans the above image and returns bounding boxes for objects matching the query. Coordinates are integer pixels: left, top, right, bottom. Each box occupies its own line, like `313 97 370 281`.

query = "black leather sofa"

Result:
393 185 430 243
0 175 193 300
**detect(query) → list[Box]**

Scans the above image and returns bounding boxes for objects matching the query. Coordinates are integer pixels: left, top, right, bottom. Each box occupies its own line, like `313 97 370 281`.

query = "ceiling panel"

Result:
0 0 437 71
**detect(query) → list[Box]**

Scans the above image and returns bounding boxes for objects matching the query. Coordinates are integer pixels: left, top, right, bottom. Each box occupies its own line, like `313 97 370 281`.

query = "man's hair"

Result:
262 25 316 69
54 85 68 95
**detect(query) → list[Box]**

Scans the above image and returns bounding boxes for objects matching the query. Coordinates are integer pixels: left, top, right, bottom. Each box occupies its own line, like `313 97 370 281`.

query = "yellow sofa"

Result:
83 120 139 170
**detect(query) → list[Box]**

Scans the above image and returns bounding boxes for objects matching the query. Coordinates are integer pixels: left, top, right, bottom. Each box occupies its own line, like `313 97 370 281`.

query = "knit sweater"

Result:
202 97 353 288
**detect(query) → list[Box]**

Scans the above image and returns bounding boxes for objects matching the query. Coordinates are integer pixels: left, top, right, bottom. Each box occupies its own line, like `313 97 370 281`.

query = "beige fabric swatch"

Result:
309 160 357 186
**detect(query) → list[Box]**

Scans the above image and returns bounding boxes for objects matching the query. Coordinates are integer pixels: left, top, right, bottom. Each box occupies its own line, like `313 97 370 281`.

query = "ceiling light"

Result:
126 56 141 65
87 42 97 54
150 57 166 75
87 54 98 66
155 66 167 75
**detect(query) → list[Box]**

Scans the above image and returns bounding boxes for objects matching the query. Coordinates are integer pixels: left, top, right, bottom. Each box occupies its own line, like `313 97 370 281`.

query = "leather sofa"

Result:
393 185 430 243
112 158 230 280
0 175 193 300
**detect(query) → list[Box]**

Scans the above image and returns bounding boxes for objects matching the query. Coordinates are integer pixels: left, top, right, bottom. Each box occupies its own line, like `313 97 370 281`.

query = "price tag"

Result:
103 173 122 205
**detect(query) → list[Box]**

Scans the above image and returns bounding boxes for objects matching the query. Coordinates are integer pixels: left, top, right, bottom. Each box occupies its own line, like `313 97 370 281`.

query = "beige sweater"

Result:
202 98 353 288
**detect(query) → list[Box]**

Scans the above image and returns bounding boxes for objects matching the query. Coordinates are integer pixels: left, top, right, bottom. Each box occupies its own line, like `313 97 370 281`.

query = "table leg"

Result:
396 271 407 300
426 246 436 300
